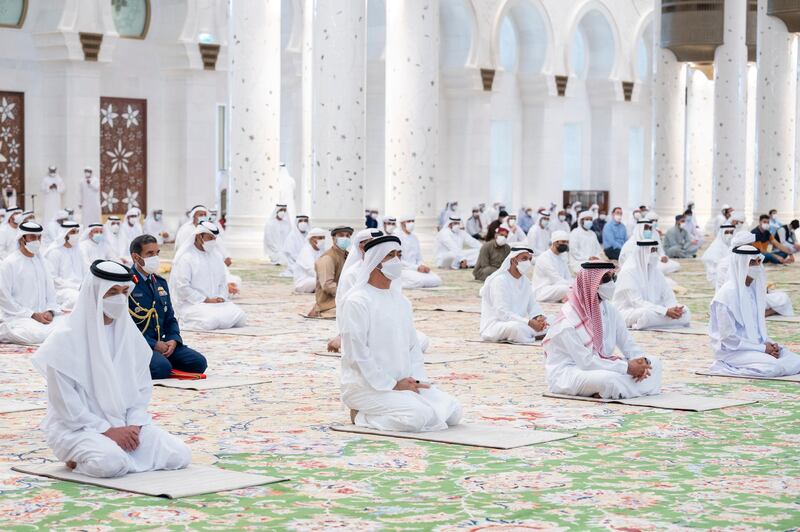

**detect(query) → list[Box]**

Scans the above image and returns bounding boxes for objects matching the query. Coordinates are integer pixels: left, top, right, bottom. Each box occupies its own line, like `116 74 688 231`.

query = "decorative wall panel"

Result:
0 91 25 208
100 97 147 215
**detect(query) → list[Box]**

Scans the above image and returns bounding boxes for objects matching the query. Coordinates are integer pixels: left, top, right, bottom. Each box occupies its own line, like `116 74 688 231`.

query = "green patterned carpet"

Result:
1 257 798 530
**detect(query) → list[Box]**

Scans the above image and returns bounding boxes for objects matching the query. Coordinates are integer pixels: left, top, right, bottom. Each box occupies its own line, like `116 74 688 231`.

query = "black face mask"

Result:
5 190 12 197
556 244 569 253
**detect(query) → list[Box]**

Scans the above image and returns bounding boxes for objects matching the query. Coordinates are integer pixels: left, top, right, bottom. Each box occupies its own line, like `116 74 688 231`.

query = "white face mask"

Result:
298 221 309 232
679 222 686 230
92 232 104 244
613 214 622 222
313 238 327 251
404 222 415 233
102 293 129 321
558 215 566 222
24 239 42 255
65 233 77 244
202 239 218 252
541 219 550 229
451 225 461 234
141 255 161 275
516 259 533 274
722 233 733 245
495 235 507 246
760 222 770 231
508 219 517 227
380 257 403 280
599 214 607 221
277 211 286 220
633 212 641 220
110 224 120 235
336 237 351 250
582 220 593 230
384 224 396 235
597 281 616 301
747 265 762 281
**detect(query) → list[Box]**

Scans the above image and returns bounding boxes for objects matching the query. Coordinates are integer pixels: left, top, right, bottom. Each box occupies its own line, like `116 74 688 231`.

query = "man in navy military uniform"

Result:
128 234 208 379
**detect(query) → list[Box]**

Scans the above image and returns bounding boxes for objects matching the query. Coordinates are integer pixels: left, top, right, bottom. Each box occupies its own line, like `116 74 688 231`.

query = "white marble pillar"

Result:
684 68 715 225
301 0 366 224
519 75 563 209
755 0 797 217
711 0 748 211
227 0 281 258
745 65 757 222
651 0 687 218
384 0 440 219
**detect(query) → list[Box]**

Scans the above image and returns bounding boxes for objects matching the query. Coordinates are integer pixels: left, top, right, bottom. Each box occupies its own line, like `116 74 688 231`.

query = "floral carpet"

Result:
1 255 798 530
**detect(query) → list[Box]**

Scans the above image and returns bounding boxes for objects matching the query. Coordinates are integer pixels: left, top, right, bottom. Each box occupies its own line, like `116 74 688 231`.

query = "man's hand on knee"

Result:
103 426 141 452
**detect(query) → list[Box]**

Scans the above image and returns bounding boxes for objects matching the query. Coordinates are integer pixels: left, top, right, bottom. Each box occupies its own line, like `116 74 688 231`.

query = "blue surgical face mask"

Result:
582 220 593 230
92 233 105 244
643 229 653 239
336 237 351 250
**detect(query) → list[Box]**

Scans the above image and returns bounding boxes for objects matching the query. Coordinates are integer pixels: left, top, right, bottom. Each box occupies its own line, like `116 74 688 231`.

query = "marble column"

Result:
226 0 282 258
684 68 715 225
519 75 563 208
755 0 797 217
301 0 366 225
651 0 687 218
711 0 748 211
384 0 440 219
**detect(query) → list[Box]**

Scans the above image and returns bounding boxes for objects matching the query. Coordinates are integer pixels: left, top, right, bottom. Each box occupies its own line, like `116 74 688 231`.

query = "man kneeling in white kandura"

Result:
44 220 85 310
533 230 572 303
708 245 800 377
395 215 442 289
543 261 662 399
33 260 191 478
169 221 247 330
0 221 63 344
340 235 462 431
613 240 691 330
480 247 549 344
293 227 327 293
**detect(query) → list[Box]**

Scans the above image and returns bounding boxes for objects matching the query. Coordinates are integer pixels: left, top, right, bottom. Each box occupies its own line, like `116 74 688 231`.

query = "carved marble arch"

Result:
0 0 27 28
111 0 151 39
567 3 621 80
492 0 553 77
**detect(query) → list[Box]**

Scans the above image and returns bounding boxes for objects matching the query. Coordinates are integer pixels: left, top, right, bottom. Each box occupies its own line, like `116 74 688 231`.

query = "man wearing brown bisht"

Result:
307 226 354 318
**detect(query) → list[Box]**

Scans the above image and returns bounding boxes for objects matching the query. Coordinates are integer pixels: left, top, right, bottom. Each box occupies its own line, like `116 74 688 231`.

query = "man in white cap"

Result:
506 213 526 243
480 247 548 344
0 221 62 344
79 167 102 225
568 212 603 273
527 211 552 255
80 223 115 267
33 259 192 478
707 204 734 234
103 215 130 264
41 165 65 225
170 221 247 330
708 245 800 377
119 207 143 251
339 235 462 432
263 204 291 265
465 207 485 240
533 230 572 303
435 217 481 270
293 227 327 293
44 220 84 310
282 214 310 276
613 240 692 330
175 205 209 251
543 261 662 399
0 207 23 259
396 215 441 289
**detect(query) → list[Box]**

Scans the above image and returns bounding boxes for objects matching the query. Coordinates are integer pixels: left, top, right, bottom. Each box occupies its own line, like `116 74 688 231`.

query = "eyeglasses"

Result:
600 273 617 284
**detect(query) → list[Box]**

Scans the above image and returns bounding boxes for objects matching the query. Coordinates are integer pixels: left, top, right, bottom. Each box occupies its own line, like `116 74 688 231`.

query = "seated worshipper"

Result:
479 247 549 344
619 218 679 276
435 217 481 270
120 208 143 250
518 207 535 234
543 262 662 399
80 223 114 266
550 210 571 235
751 214 795 264
104 216 130 264
506 214 526 243
465 208 485 240
366 209 379 229
775 219 799 254
44 209 70 245
396 215 441 289
33 260 191 478
169 222 247 330
308 226 354 318
601 207 627 260
715 231 794 317
527 211 552 254
567 212 604 274
282 214 310 276
0 207 22 258
128 235 208 379
701 224 736 282
533 231 573 303
473 226 511 281
613 240 692 330
663 214 700 258
293 228 328 293
684 209 705 247
44 221 84 310
0 222 63 345
175 205 209 251
263 203 291 264
381 216 398 236
143 209 170 244
485 210 508 241
708 245 800 377
706 204 734 234
339 235 462 431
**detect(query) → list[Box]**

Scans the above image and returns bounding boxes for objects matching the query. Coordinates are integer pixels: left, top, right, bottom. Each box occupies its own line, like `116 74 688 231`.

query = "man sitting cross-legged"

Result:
339 235 462 432
33 260 191 478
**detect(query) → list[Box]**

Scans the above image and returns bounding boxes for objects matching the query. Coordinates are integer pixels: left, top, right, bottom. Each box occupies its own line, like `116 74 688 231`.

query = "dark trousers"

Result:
763 251 787 264
604 247 621 260
150 344 208 379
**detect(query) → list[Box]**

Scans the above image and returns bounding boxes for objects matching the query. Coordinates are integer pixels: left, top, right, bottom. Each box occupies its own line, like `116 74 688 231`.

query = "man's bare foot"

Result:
66 461 76 470
350 409 358 424
765 308 778 317
591 393 601 399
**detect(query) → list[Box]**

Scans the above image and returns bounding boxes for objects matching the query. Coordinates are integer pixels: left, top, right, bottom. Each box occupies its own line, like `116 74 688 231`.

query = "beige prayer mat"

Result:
182 326 299 337
298 314 336 320
228 297 266 306
466 339 543 347
766 315 800 323
543 392 756 411
630 325 708 336
313 352 486 364
153 376 271 390
329 423 575 449
0 400 45 414
11 463 287 499
406 286 464 292
695 370 800 382
416 306 481 314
